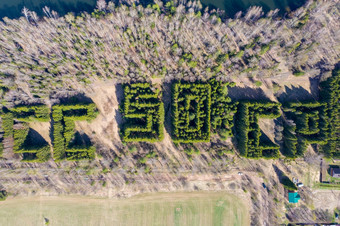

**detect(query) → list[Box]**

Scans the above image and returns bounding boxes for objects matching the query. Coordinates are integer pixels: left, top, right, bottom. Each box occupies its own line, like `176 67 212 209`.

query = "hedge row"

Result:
52 103 98 161
235 101 281 159
320 68 340 158
120 83 164 142
10 105 50 122
282 102 329 158
172 82 211 143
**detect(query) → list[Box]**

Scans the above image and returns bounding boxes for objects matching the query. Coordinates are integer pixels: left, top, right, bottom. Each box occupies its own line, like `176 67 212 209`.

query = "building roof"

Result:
288 192 300 203
331 168 340 175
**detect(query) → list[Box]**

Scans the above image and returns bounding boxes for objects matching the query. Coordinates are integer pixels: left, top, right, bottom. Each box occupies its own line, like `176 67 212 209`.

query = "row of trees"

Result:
320 68 340 158
120 83 164 142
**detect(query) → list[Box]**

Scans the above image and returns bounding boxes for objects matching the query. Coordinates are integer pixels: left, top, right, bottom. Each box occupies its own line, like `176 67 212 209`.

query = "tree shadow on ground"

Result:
57 93 93 105
309 77 320 99
272 164 285 183
114 84 124 130
162 82 173 138
228 86 271 101
276 85 315 103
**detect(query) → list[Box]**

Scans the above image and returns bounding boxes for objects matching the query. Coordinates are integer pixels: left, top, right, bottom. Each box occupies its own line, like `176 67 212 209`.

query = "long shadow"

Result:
228 86 271 102
309 77 320 99
69 131 91 147
277 85 315 103
114 83 124 131
259 129 274 145
57 93 93 105
162 82 173 138
26 128 48 146
272 164 285 183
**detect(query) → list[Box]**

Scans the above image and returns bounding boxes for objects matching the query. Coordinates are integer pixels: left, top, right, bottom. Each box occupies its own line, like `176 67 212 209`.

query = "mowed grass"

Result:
0 192 249 226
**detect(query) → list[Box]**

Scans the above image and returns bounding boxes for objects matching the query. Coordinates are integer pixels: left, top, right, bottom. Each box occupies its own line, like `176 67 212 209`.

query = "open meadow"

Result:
0 192 250 226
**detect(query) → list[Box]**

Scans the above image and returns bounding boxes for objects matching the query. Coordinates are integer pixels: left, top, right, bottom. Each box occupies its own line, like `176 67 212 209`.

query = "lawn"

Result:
313 183 340 190
0 192 250 226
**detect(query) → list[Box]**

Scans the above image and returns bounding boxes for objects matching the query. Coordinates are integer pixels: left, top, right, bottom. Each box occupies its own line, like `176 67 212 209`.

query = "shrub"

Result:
120 83 164 142
254 81 262 87
0 190 7 201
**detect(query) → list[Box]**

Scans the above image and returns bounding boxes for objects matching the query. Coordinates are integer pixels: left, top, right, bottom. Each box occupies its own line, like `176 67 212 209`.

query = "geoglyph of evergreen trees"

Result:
120 83 164 142
235 102 281 159
52 103 98 161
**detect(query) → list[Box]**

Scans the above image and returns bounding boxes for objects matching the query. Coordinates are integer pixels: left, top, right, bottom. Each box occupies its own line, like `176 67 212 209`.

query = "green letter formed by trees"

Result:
209 79 237 139
282 102 329 158
172 82 211 143
5 105 50 162
0 110 13 157
121 83 164 142
235 102 281 159
320 68 340 158
52 104 98 161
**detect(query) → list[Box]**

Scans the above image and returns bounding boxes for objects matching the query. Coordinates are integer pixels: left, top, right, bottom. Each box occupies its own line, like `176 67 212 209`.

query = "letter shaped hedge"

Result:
282 102 329 158
0 110 13 158
4 105 50 162
52 103 98 161
121 83 164 142
172 82 211 143
235 101 281 159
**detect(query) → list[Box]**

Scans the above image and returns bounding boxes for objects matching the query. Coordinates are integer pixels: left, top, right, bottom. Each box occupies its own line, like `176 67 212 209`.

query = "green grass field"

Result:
0 192 249 226
313 183 340 190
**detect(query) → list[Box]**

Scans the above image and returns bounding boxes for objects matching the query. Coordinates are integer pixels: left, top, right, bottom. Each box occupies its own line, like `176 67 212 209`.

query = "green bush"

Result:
120 83 164 142
0 190 7 201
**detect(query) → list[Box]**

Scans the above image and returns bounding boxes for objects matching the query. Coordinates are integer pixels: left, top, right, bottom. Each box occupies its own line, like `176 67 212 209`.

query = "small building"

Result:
288 192 300 203
330 168 340 178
